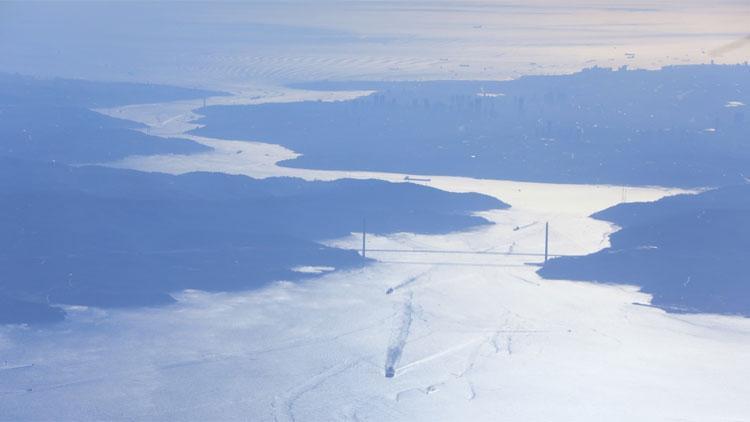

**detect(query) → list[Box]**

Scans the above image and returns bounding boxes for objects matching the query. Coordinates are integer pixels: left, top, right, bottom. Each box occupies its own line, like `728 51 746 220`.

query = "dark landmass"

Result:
193 64 749 187
0 73 220 163
0 158 506 324
0 73 223 108
0 74 507 325
0 296 67 325
539 185 750 316
0 105 210 163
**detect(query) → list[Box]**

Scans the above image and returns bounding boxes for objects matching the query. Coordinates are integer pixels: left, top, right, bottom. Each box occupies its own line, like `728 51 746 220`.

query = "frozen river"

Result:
1 88 749 421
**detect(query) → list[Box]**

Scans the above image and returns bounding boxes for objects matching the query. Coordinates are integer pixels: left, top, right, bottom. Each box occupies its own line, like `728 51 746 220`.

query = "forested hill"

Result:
0 73 222 163
194 64 749 187
539 185 750 316
0 158 505 325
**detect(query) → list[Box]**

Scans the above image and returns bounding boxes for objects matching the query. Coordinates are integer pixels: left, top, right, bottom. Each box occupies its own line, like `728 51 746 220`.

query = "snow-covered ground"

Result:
2 90 750 421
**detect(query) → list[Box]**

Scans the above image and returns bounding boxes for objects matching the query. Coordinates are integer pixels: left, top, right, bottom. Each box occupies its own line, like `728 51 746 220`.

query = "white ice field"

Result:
1 88 749 421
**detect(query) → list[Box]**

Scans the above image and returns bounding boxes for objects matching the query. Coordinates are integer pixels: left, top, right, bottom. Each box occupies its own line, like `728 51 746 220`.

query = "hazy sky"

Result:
1 1 748 87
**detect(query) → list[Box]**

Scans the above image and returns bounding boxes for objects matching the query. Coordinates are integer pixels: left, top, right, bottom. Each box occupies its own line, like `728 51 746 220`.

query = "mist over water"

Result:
1 1 748 88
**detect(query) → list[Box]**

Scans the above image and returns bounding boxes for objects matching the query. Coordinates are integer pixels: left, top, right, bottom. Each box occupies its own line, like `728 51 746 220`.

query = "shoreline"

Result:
1 85 747 420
